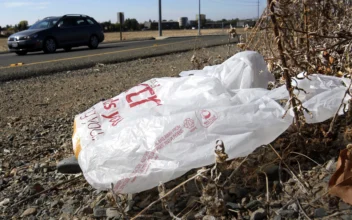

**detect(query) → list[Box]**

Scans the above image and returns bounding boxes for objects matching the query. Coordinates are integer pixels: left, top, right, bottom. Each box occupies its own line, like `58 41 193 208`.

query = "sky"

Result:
0 0 267 27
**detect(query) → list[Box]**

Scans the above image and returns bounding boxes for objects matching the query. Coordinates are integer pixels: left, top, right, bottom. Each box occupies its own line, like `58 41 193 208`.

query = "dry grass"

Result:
0 38 7 51
0 28 246 52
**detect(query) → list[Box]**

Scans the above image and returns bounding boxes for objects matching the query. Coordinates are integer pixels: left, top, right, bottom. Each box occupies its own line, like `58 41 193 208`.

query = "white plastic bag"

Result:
72 51 350 193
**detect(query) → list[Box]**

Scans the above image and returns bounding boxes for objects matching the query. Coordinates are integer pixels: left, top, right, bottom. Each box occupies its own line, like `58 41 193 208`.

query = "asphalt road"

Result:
0 35 231 82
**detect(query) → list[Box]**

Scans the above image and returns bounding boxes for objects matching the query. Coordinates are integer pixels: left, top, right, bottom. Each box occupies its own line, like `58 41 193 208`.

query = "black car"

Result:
7 14 105 55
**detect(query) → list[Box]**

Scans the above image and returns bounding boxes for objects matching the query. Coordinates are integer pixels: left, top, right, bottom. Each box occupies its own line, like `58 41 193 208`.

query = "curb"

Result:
0 34 227 54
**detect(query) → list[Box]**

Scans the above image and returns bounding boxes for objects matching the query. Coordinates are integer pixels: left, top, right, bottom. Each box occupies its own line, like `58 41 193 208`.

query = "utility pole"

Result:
198 0 201 36
158 0 162 37
258 0 260 19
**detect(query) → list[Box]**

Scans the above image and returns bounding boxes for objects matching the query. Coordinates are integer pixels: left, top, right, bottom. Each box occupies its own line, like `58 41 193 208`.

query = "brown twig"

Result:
326 78 352 136
268 144 311 194
296 199 312 220
131 168 210 220
220 156 248 187
268 0 301 128
10 174 82 208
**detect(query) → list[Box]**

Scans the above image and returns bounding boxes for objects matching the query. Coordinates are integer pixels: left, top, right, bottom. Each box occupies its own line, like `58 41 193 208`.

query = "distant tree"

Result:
124 18 140 31
221 19 227 22
100 21 112 32
18 20 28 31
0 26 2 31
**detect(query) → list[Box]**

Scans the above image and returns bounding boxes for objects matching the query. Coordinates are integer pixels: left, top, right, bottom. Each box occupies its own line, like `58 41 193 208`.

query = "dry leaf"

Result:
328 146 352 205
329 56 335 65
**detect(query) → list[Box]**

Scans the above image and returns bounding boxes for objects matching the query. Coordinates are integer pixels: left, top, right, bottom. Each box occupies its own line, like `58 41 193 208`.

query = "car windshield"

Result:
29 18 59 29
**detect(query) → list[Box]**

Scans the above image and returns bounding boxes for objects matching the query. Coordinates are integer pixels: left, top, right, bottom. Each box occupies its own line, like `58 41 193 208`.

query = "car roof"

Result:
42 16 61 20
42 15 92 20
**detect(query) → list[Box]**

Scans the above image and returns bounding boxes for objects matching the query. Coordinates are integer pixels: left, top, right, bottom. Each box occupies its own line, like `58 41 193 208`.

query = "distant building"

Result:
189 20 197 28
196 14 206 21
178 17 188 28
144 21 180 30
204 22 223 29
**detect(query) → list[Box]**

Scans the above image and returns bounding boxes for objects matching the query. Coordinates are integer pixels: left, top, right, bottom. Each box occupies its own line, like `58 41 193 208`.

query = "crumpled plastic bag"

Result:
179 51 275 94
72 51 351 193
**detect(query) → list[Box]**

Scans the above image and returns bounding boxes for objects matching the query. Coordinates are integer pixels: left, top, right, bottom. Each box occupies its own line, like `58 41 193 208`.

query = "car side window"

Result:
86 18 95 25
36 21 50 28
58 17 76 28
76 18 88 26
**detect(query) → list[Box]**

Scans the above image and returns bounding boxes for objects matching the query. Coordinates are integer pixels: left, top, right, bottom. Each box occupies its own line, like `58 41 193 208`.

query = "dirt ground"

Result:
0 28 240 52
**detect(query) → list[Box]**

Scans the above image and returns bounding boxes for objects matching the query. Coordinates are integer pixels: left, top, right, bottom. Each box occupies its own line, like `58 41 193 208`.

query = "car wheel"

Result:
43 38 57 53
64 47 72 52
15 51 28 56
88 35 99 49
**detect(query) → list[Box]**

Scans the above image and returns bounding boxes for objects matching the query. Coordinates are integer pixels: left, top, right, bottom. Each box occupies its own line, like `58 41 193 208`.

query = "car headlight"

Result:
21 34 38 40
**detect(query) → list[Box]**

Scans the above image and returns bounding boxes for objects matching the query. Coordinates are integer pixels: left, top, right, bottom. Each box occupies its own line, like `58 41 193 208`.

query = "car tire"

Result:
88 35 99 49
64 47 72 52
15 51 28 56
43 38 57 53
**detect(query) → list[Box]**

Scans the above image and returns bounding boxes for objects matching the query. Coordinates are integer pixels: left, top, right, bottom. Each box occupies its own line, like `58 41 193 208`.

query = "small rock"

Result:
21 207 37 217
61 204 75 215
203 215 216 220
241 197 249 205
288 203 298 212
279 210 297 218
0 198 10 207
8 135 15 142
284 185 294 194
40 162 49 168
67 199 79 205
341 214 352 220
106 208 121 218
33 163 40 172
30 183 44 195
82 206 93 215
318 173 327 180
233 187 248 199
245 200 261 211
272 215 281 220
250 208 266 220
261 165 280 180
325 159 336 171
94 207 106 218
20 175 29 182
339 201 352 210
51 200 62 208
226 202 242 209
314 208 327 218
35 198 44 205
